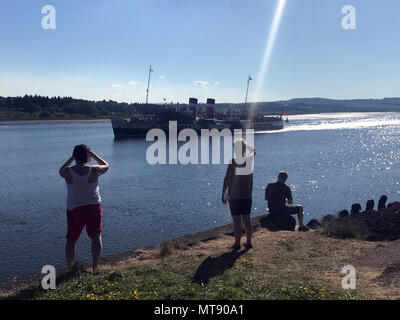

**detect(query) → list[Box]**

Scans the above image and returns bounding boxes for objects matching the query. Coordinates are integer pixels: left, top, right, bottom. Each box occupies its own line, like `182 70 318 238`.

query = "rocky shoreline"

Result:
2 199 400 297
306 199 400 241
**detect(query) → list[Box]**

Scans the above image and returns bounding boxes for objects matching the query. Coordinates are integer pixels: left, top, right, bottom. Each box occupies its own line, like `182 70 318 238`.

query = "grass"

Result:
2 228 379 300
32 260 356 301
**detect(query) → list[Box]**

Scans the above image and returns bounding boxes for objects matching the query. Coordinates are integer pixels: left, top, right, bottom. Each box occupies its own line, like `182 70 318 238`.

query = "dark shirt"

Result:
265 181 292 214
225 159 253 200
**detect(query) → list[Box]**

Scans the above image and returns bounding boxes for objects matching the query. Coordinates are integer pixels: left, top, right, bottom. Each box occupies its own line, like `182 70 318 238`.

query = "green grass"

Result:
20 255 359 301
2 230 372 300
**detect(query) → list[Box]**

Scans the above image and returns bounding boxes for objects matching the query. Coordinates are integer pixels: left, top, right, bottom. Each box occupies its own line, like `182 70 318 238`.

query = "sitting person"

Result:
265 171 308 232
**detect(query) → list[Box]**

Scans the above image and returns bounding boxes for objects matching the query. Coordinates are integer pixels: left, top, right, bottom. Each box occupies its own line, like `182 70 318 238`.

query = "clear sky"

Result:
0 0 399 103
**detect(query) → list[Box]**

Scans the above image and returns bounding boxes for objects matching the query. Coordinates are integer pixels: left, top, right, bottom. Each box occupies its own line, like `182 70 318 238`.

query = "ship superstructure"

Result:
111 97 284 138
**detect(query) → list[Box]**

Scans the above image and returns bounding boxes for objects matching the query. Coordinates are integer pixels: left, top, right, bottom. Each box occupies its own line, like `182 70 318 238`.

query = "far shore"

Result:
0 119 111 125
0 111 392 126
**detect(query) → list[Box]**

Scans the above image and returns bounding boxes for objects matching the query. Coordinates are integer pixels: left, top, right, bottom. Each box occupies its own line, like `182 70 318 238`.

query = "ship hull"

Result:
111 118 197 139
112 118 284 138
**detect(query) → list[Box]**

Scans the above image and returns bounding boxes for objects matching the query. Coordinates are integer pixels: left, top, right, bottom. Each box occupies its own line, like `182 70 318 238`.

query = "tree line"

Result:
1 95 399 120
0 95 164 119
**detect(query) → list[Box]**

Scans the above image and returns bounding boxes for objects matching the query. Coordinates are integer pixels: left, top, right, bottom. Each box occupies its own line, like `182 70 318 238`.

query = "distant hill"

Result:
1 95 400 121
216 98 400 115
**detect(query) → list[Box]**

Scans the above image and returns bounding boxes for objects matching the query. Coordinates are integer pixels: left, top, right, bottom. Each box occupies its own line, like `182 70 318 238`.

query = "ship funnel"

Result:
205 98 215 119
189 98 198 119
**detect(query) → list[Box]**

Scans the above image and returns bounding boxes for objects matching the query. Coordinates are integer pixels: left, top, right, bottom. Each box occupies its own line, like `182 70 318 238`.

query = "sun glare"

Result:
250 0 287 112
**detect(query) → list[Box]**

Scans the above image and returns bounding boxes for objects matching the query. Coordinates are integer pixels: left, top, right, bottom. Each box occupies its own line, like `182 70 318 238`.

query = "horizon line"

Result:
1 94 400 105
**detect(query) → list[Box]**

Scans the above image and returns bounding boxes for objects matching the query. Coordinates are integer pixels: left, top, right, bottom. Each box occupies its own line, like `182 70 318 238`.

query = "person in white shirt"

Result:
59 144 109 273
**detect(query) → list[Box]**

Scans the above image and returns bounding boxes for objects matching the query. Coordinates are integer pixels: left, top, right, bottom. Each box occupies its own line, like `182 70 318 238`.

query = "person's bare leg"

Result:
241 215 252 245
91 233 102 272
65 240 76 268
232 215 242 247
297 205 304 228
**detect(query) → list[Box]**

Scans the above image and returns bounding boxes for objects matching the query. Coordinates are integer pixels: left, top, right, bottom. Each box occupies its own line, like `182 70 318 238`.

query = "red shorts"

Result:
66 204 102 241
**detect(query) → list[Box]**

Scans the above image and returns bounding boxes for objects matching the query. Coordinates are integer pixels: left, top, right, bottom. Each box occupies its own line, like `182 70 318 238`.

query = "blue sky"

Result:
0 0 399 103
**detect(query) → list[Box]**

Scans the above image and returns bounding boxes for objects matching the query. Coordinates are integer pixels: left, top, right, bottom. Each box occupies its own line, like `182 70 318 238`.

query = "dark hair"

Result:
278 171 288 181
73 144 89 163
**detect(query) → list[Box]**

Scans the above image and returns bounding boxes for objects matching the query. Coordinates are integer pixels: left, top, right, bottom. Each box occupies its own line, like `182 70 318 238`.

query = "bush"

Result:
322 218 366 240
159 240 174 258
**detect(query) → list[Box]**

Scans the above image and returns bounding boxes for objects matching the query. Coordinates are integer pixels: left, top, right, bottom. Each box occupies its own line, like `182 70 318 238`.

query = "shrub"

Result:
159 240 174 258
322 218 366 240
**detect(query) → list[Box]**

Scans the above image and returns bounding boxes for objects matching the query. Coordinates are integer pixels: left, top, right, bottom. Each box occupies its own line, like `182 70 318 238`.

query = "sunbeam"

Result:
250 0 287 115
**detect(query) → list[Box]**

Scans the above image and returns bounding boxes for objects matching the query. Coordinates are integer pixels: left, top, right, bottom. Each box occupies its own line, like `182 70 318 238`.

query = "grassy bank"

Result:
4 224 400 300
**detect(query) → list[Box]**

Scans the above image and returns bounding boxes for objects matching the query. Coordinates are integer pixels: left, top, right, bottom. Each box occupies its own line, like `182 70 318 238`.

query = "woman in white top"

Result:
222 138 256 251
59 144 109 273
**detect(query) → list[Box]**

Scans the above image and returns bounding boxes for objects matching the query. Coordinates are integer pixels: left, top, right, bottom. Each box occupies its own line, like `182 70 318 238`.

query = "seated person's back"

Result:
265 171 307 231
265 180 292 216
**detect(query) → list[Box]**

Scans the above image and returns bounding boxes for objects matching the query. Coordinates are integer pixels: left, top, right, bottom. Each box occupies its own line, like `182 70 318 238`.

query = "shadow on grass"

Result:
192 248 248 284
4 264 87 300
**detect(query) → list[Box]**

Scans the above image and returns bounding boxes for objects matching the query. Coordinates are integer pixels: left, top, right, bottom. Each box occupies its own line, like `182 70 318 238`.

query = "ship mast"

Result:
243 75 252 115
145 65 154 104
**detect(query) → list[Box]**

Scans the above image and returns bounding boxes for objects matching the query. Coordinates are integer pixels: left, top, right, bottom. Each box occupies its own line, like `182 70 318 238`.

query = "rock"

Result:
351 203 362 216
327 204 400 241
388 202 400 209
322 214 334 224
378 195 388 210
306 219 321 229
259 214 296 232
366 199 375 211
338 210 350 218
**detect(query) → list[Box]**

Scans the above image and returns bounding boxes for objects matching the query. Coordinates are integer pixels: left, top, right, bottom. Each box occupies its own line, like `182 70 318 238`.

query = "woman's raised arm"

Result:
59 156 74 177
89 150 109 175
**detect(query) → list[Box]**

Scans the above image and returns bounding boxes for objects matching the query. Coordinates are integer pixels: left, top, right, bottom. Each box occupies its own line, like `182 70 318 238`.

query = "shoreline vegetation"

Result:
2 201 400 300
0 118 110 125
1 95 400 122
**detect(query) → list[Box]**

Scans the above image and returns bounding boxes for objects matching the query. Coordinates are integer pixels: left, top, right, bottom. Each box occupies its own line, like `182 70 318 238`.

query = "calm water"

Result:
1 112 400 282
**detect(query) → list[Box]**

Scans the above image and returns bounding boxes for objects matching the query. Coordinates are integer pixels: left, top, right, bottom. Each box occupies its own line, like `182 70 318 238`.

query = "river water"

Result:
1 112 400 281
